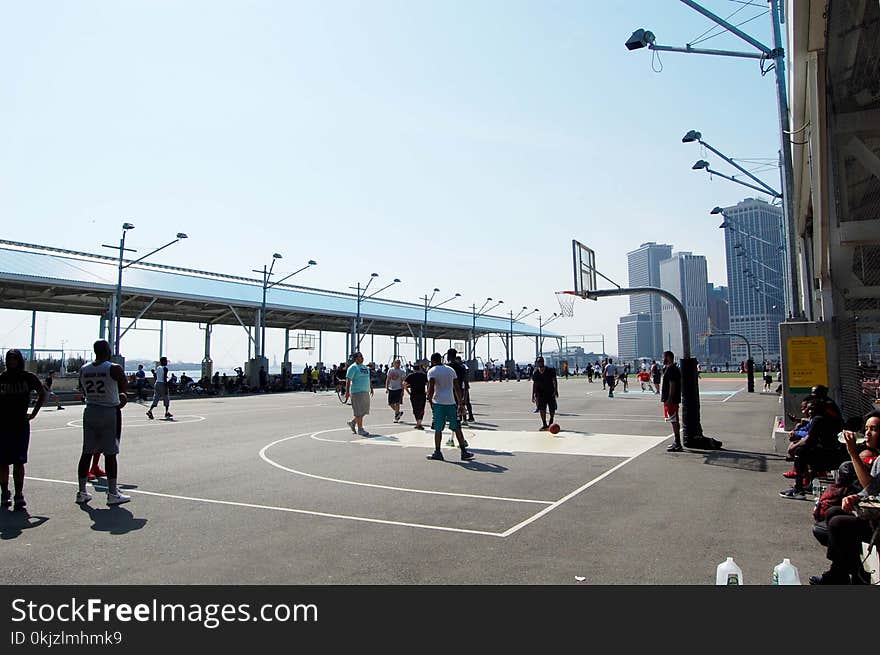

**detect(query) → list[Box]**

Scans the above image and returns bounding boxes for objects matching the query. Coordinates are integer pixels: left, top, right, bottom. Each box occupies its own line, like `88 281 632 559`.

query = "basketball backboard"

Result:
572 240 597 298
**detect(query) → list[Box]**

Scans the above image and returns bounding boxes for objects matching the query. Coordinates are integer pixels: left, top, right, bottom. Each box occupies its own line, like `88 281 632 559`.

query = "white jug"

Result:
716 557 743 585
772 558 801 585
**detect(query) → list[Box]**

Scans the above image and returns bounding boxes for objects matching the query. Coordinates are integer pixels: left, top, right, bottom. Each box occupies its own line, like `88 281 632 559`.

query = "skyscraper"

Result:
616 242 672 361
706 283 731 364
721 198 786 363
660 252 709 358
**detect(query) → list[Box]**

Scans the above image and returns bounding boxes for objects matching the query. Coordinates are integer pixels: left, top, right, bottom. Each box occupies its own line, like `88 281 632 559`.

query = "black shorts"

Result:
387 389 403 405
0 422 30 465
535 394 557 413
409 394 426 420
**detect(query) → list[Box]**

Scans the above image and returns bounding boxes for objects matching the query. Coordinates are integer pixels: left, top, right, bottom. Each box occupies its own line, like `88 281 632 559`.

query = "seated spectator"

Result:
779 397 847 500
809 410 880 584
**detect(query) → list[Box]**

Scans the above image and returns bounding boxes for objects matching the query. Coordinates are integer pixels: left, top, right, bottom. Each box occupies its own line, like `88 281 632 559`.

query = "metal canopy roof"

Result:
0 242 556 341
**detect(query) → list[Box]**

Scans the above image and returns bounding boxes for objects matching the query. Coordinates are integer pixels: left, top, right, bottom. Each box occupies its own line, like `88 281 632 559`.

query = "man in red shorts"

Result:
661 350 682 452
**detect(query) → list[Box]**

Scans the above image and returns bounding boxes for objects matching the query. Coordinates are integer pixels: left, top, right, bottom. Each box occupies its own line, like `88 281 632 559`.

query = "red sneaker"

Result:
783 470 798 479
87 472 97 482
90 467 106 478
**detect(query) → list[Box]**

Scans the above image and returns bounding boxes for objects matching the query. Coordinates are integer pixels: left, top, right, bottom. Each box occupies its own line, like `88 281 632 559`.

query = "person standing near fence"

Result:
146 356 172 420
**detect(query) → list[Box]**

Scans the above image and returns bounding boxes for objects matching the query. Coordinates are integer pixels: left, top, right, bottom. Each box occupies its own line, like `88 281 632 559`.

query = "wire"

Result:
785 121 811 135
689 9 769 47
688 2 748 47
651 48 663 73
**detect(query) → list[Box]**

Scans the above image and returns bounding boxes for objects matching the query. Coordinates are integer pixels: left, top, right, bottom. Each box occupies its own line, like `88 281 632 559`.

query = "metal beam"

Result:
118 297 159 340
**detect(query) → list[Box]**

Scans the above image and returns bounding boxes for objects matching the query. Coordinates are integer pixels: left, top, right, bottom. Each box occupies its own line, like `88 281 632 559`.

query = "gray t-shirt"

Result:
386 367 405 391
427 365 457 405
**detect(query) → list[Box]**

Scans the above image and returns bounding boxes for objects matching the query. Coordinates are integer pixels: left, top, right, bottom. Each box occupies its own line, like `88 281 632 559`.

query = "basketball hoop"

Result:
555 291 577 317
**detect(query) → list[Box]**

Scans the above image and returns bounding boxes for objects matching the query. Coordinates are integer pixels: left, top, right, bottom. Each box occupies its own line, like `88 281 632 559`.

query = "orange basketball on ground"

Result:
549 423 561 434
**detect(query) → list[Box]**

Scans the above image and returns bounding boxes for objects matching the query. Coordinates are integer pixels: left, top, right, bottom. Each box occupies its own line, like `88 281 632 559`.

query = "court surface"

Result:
2 376 827 584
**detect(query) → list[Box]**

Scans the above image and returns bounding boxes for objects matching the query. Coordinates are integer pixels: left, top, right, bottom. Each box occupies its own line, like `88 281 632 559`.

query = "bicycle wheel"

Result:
337 387 349 404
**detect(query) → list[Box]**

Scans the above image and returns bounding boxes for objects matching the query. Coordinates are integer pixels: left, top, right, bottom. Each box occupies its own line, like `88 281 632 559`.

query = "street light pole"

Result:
470 298 503 361
421 289 460 359
349 273 399 355
102 223 188 359
255 255 316 360
508 306 534 370
625 0 802 319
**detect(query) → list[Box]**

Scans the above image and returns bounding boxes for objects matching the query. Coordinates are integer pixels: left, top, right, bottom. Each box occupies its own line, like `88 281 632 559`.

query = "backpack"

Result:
812 483 849 521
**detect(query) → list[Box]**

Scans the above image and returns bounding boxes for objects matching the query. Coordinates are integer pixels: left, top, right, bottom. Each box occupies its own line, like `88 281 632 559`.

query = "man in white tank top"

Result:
146 356 172 420
76 340 130 506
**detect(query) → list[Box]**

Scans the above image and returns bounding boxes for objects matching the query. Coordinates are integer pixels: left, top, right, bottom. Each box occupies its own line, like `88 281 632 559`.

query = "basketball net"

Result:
555 291 577 317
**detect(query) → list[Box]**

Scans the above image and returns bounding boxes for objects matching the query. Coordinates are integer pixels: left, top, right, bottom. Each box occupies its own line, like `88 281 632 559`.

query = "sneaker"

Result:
397 410 404 419
90 467 106 478
782 469 798 479
460 450 475 461
13 495 27 511
347 419 356 434
357 428 370 437
608 392 614 398
1 489 10 508
429 451 444 461
146 410 154 420
666 443 683 452
164 412 173 419
414 424 425 430
808 570 849 585
461 439 469 448
446 438 455 447
87 472 97 482
778 488 806 500
75 491 93 504
57 405 65 410
533 407 540 413
539 425 549 432
107 492 131 506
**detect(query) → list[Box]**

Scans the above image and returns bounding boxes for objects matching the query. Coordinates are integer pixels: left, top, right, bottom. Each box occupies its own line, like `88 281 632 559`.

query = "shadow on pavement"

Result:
452 460 509 473
78 504 148 535
700 449 773 473
0 510 50 540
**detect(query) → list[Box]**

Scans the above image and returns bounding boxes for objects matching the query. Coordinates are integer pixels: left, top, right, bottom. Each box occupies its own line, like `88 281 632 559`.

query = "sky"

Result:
0 0 785 369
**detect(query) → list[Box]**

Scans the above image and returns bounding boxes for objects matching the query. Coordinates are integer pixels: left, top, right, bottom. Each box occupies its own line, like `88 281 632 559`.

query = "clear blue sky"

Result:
0 0 784 367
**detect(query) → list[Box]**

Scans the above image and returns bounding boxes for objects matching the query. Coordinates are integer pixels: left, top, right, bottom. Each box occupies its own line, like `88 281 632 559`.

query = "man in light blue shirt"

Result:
345 352 373 436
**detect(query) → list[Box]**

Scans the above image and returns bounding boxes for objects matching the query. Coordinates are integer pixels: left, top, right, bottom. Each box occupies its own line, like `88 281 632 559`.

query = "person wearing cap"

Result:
345 352 373 437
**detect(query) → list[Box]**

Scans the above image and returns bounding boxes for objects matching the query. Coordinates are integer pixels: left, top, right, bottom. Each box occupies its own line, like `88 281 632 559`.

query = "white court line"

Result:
23 476 504 538
261 428 553 505
722 387 746 403
499 434 674 537
64 415 206 429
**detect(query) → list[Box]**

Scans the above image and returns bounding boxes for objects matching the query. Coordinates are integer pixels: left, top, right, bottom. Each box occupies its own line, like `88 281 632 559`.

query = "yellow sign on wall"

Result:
786 336 828 392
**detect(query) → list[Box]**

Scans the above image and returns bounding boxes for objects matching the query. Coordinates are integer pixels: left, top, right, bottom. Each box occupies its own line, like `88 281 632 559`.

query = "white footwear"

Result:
75 491 93 504
107 492 131 506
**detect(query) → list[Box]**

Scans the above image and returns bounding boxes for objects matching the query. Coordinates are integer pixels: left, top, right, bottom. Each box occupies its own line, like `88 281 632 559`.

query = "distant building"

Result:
721 198 786 362
660 252 709 358
617 313 654 364
617 242 673 361
706 283 731 364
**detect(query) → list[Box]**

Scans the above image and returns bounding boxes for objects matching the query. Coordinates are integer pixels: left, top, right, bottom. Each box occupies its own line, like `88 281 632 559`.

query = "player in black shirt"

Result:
404 361 428 430
531 357 558 431
1 349 46 510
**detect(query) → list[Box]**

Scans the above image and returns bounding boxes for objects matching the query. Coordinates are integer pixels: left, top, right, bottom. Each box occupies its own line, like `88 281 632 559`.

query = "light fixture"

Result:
122 222 135 230
682 130 701 143
273 253 282 259
692 160 710 170
176 233 188 239
625 28 655 51
308 260 317 266
710 206 724 215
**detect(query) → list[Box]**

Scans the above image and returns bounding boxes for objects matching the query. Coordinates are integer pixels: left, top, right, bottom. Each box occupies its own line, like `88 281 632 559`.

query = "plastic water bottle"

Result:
715 557 743 585
772 558 801 585
812 477 820 497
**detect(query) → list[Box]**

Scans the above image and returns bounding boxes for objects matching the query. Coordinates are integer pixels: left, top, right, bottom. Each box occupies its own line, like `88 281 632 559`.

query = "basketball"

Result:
549 423 561 434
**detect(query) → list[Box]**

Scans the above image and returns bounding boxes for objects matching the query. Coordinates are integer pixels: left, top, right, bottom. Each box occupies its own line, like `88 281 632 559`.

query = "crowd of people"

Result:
777 384 880 584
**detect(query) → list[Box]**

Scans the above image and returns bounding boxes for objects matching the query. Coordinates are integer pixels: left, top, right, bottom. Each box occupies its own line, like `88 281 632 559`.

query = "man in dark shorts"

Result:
661 350 683 452
650 360 661 394
76 340 130 506
385 359 405 422
531 357 558 431
1 349 46 511
446 349 469 427
404 361 428 430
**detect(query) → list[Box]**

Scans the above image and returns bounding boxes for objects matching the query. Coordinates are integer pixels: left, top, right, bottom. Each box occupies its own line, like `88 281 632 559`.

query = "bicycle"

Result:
335 380 349 404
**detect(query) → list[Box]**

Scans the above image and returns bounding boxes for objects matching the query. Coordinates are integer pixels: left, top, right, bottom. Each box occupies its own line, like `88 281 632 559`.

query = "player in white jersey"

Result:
76 340 131 506
146 356 172 420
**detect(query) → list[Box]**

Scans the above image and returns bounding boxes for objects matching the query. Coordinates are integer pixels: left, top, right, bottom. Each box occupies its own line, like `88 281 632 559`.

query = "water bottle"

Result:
812 477 821 497
772 558 801 585
715 557 743 585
